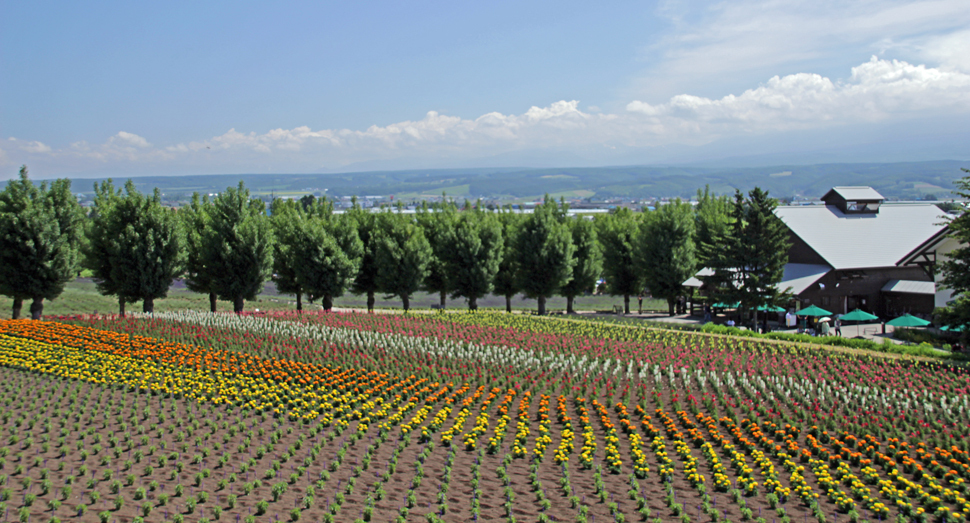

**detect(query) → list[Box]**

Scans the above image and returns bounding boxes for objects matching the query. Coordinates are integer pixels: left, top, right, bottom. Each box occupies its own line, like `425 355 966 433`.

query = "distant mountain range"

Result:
34 160 970 202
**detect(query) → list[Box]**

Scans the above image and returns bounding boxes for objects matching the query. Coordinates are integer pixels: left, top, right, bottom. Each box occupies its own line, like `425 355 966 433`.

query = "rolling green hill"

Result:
24 160 970 202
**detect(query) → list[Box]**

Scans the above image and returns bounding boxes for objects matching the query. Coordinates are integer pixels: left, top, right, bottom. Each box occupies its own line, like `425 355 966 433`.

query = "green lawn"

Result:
0 278 667 318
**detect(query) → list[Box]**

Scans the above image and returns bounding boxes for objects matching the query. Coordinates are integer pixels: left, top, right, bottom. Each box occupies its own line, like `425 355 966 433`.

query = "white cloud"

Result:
2 57 969 175
898 29 970 73
627 57 970 133
109 131 151 148
630 0 970 100
19 141 51 154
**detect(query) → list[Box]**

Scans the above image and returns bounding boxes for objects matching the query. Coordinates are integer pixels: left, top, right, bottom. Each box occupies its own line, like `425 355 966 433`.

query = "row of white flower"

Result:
138 311 969 421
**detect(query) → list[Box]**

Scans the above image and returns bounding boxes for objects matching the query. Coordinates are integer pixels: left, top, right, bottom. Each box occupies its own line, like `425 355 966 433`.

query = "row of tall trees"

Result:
0 166 790 319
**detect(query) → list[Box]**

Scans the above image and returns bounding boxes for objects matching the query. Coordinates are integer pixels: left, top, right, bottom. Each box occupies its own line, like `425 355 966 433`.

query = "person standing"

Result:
834 316 842 337
638 294 643 314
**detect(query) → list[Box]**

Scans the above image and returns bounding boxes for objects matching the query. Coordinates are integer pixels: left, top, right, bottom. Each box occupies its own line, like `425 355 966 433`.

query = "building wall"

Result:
934 236 961 308
793 266 932 316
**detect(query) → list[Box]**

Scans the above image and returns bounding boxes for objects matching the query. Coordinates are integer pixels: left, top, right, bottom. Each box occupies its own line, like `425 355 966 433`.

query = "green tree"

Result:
638 199 696 316
596 208 641 314
514 197 575 315
694 186 732 270
445 209 504 310
560 217 602 314
709 188 790 328
181 194 218 312
270 198 312 311
83 180 184 315
493 209 522 313
372 213 432 312
416 200 458 309
201 182 274 313
348 201 381 313
0 166 84 319
937 168 970 338
83 180 125 315
298 212 364 311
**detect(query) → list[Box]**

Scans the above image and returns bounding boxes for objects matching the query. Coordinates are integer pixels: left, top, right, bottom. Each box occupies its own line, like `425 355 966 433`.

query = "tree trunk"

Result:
30 297 43 320
143 297 155 314
402 295 410 313
296 292 303 312
209 292 217 313
538 295 547 316
323 294 333 311
119 297 126 317
440 290 446 310
623 294 630 314
233 296 244 313
505 294 512 313
469 296 478 311
11 297 23 319
566 295 575 314
367 291 375 313
668 297 676 316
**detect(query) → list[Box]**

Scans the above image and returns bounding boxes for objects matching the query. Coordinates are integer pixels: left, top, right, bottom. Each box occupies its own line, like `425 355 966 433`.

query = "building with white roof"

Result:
775 187 949 316
686 186 957 317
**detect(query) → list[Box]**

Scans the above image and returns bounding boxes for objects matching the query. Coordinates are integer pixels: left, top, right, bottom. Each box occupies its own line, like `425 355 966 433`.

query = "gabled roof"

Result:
775 203 947 270
897 224 952 266
822 187 885 202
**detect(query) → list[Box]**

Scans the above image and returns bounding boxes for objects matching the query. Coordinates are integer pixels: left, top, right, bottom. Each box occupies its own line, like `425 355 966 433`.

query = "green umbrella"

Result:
942 324 966 332
796 305 832 316
886 314 931 327
757 305 786 313
712 302 739 309
840 309 879 322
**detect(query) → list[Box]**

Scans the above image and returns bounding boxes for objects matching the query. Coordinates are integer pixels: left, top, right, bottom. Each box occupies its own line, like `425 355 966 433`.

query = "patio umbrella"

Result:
840 309 879 322
757 305 786 313
886 314 931 328
712 302 739 309
795 305 832 331
840 308 879 337
942 324 966 332
796 305 832 317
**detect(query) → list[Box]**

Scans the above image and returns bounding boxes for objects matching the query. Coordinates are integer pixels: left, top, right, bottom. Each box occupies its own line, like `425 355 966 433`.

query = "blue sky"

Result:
2 0 969 179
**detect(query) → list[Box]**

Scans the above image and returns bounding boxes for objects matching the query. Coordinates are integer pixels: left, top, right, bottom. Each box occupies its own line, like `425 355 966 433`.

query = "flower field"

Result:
0 312 969 523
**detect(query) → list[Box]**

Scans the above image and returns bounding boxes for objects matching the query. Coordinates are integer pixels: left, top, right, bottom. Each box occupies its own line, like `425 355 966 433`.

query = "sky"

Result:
2 0 969 179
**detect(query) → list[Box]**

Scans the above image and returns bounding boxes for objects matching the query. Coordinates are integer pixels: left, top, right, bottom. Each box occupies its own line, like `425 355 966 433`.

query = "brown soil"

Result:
0 365 904 523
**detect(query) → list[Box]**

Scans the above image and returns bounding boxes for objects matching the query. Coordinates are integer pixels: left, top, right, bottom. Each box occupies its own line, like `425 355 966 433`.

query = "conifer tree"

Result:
708 188 790 327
